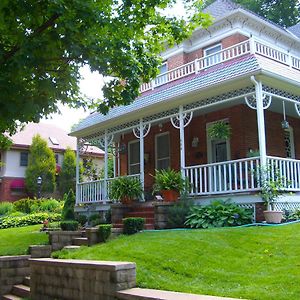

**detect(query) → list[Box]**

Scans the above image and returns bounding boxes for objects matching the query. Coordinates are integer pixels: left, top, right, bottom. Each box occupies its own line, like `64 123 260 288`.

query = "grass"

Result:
54 224 300 300
0 224 48 256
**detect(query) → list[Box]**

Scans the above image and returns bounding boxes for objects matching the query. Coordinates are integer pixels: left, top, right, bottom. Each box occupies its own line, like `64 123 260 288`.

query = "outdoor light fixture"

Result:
37 176 42 199
158 123 163 132
192 137 199 148
281 101 290 130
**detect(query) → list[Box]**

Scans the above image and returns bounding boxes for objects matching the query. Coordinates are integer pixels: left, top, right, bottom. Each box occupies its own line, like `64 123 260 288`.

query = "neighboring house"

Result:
71 0 300 220
0 123 104 201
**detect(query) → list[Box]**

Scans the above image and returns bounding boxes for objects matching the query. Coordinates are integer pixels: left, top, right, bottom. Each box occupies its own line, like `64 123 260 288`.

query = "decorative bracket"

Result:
99 133 114 148
170 111 193 129
295 103 300 117
133 123 151 138
245 93 272 110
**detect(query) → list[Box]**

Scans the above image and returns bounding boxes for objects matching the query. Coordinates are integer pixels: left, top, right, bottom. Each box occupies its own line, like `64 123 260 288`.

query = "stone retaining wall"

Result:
153 202 176 229
48 231 82 251
0 255 30 295
30 258 136 300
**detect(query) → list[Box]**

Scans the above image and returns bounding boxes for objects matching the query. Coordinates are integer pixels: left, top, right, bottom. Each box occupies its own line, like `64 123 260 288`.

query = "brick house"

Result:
71 0 300 221
0 123 104 201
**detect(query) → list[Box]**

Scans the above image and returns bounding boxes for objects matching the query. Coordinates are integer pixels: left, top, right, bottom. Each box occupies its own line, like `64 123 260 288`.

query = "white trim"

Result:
128 139 140 175
203 43 222 56
206 119 231 164
155 132 170 170
284 126 295 159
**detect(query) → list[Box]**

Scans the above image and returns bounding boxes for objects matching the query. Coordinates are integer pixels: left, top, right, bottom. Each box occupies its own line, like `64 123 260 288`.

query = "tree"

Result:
25 134 56 196
59 147 76 195
62 189 76 221
0 0 211 138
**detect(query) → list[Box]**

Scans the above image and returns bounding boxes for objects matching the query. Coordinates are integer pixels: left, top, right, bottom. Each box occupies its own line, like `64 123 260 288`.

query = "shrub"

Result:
185 200 252 229
60 220 79 231
0 212 61 229
167 199 193 228
98 224 112 242
123 217 145 235
88 213 102 226
286 209 300 221
62 190 75 220
59 148 76 195
76 214 88 226
0 202 14 216
13 198 34 213
13 198 62 214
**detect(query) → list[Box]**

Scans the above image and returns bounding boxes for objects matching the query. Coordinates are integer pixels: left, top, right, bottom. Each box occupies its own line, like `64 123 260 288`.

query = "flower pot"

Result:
161 190 179 202
121 196 133 205
263 210 283 224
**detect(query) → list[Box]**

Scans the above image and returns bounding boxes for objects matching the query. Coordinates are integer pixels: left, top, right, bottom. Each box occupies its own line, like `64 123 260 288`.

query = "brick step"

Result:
23 276 30 286
129 206 154 212
11 284 30 298
113 223 154 230
126 212 154 218
2 294 23 300
72 237 88 246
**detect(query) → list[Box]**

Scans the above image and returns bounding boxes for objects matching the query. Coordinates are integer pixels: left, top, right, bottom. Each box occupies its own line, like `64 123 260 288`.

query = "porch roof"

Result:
72 54 260 136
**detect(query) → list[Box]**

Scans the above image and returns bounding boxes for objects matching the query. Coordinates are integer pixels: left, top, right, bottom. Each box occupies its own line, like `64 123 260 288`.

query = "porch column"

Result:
103 130 108 203
113 142 117 178
254 78 267 166
139 119 145 201
117 142 120 177
75 139 80 204
179 105 186 178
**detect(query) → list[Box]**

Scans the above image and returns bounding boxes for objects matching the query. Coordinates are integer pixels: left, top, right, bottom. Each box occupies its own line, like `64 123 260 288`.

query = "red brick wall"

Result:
0 177 27 202
120 104 300 194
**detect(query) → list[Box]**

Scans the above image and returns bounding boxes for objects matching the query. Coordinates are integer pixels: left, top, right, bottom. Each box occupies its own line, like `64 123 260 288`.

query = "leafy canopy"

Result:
0 0 211 137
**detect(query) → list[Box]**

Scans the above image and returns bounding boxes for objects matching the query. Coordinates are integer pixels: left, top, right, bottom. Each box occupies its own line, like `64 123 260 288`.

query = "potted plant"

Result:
260 168 284 223
207 120 231 140
152 168 186 202
109 176 143 204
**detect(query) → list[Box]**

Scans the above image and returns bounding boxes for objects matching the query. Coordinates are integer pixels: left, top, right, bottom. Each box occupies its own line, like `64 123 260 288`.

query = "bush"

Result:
62 190 75 220
167 199 193 228
89 213 103 227
185 200 252 229
13 198 34 213
60 220 79 231
286 209 300 221
0 212 61 229
0 202 14 216
98 224 112 242
13 198 62 214
59 148 76 195
76 214 88 226
123 217 145 235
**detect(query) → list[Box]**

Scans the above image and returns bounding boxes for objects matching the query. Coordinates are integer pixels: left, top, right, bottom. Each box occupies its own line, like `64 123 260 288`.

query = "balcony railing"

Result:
140 39 300 93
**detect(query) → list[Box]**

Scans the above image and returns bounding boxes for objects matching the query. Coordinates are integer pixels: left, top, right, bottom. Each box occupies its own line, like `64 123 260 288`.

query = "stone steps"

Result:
1 294 23 300
72 237 88 246
2 277 31 300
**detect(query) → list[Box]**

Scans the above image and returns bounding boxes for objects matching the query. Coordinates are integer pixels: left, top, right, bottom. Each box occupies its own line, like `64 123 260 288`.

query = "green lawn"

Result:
0 225 48 256
54 224 300 300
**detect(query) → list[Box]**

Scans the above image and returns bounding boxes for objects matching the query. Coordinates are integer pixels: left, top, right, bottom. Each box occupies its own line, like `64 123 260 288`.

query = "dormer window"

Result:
49 136 59 145
204 44 222 67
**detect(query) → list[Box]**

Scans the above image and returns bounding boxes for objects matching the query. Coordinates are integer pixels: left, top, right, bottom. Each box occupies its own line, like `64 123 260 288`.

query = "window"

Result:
284 128 295 158
55 154 59 164
155 132 170 170
128 140 140 175
204 44 222 67
20 152 28 167
155 62 168 86
49 136 59 145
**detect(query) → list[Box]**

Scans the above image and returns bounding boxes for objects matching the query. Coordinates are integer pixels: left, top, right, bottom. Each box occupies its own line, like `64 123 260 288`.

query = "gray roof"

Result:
288 23 300 38
203 0 240 19
73 55 260 134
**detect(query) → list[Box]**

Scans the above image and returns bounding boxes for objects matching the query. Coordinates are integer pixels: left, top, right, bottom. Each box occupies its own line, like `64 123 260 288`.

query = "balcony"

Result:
140 39 300 93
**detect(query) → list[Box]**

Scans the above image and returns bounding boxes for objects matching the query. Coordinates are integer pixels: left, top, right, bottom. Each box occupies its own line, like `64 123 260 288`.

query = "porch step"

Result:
126 212 154 218
113 223 154 230
72 237 88 246
129 206 154 212
1 294 23 300
23 276 30 286
11 284 30 298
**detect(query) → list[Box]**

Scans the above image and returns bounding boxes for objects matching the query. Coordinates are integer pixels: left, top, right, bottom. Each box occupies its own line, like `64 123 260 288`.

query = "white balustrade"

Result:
254 41 288 64
292 56 300 70
266 156 300 191
184 157 261 196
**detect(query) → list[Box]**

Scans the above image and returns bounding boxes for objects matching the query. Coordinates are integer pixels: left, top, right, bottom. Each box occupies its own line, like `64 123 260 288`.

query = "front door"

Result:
212 140 228 163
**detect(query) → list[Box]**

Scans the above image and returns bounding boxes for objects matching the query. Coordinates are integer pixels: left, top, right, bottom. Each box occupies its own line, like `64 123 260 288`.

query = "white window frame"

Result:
128 140 140 175
204 43 222 67
155 132 170 170
20 151 29 167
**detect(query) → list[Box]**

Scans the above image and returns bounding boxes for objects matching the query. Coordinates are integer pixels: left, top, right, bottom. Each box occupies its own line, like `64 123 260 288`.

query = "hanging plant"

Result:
207 121 231 140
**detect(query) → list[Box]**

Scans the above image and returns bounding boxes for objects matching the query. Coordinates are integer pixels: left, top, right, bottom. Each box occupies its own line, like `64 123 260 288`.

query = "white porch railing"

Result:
184 157 261 196
140 39 300 93
267 156 300 191
76 174 140 204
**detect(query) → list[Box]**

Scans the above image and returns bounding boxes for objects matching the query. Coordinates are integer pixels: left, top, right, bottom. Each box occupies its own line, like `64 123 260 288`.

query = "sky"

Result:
42 1 186 132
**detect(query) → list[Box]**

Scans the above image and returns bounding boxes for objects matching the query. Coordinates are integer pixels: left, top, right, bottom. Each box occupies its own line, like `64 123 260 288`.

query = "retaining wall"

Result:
0 255 30 295
48 231 82 251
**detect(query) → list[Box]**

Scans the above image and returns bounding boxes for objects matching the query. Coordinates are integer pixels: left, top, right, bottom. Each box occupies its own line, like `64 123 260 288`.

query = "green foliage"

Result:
0 1 211 137
62 190 76 220
98 224 112 242
13 198 62 214
25 135 56 195
0 202 14 216
60 220 79 231
152 168 186 193
89 213 102 227
59 148 76 195
109 176 143 202
167 199 193 228
286 209 300 221
82 157 99 181
185 200 252 229
0 135 12 150
123 217 145 235
207 121 231 140
0 212 61 229
76 214 88 226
